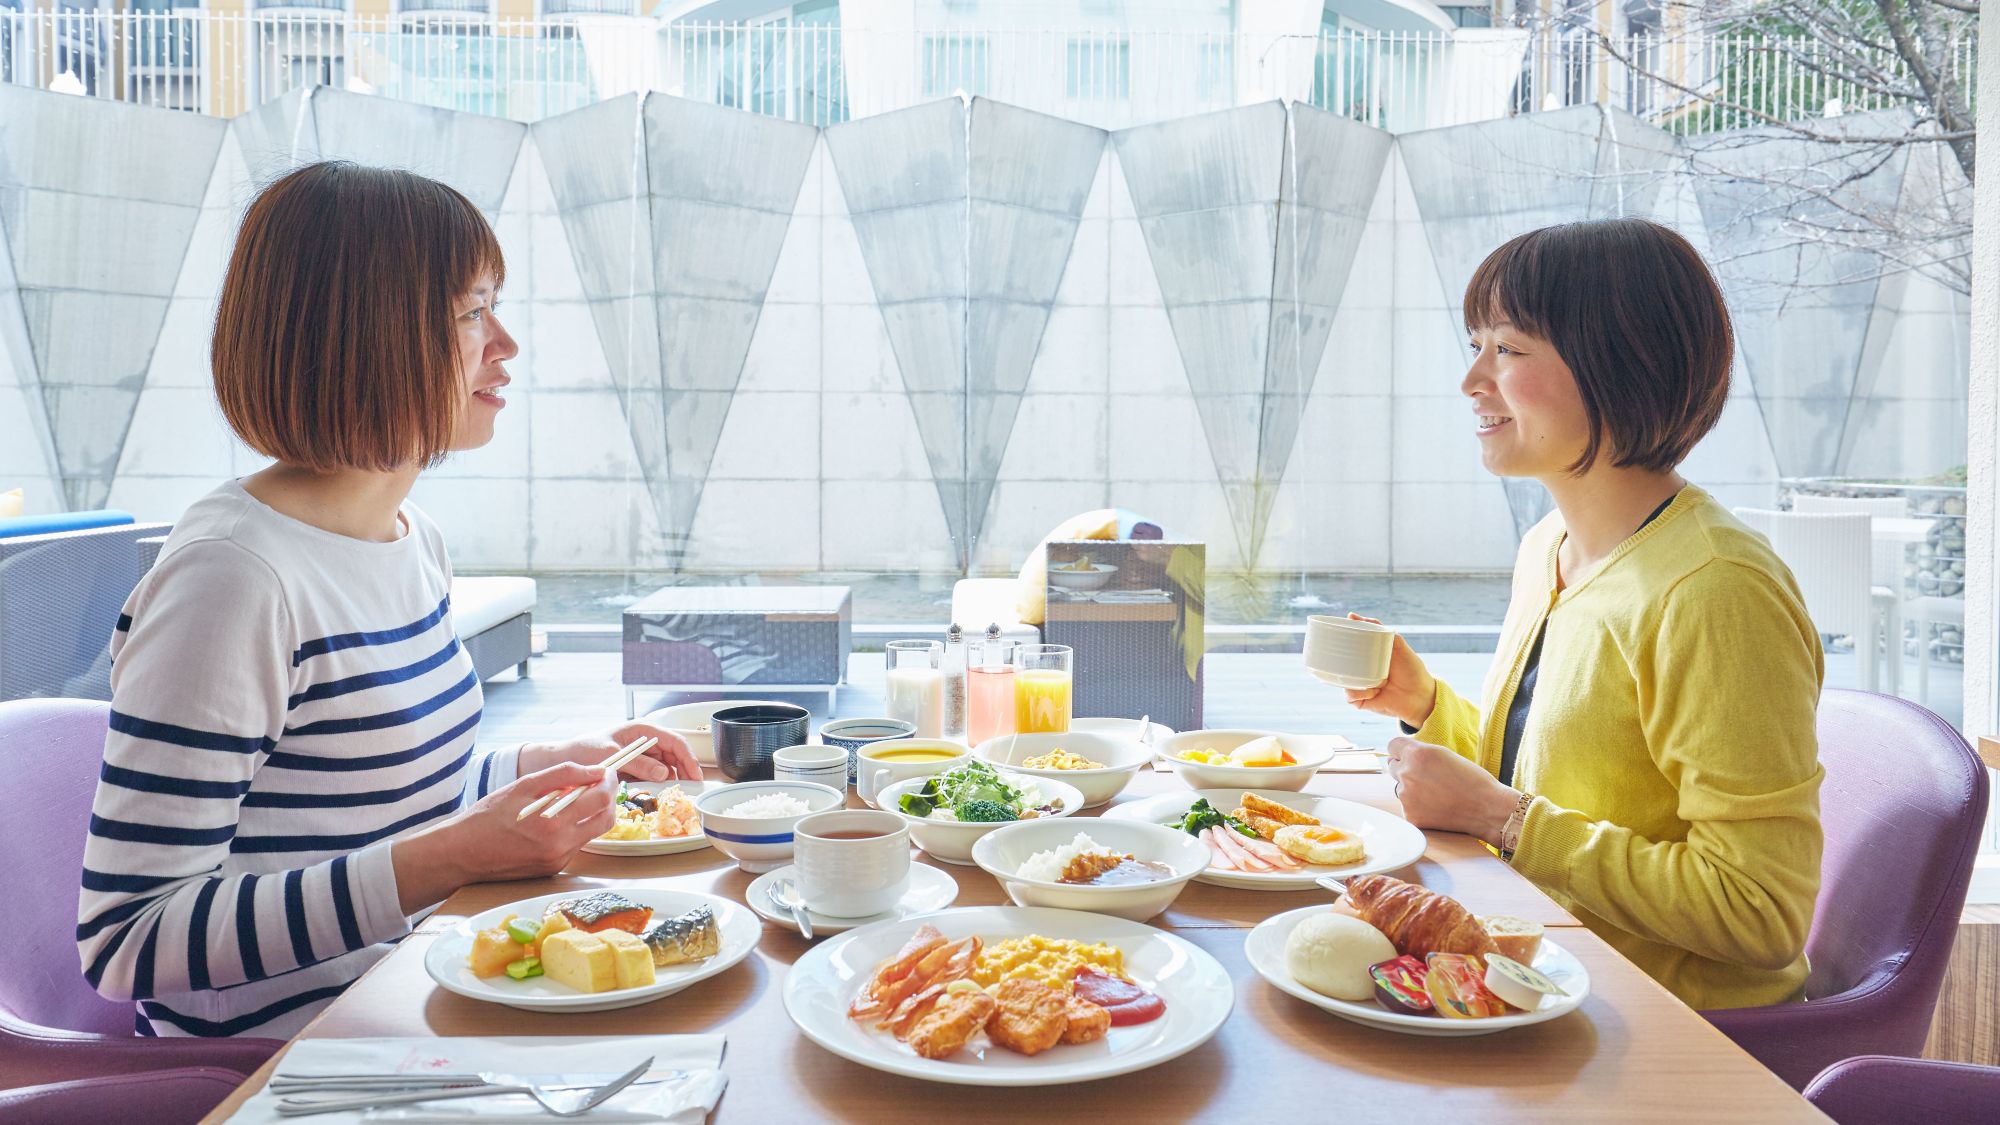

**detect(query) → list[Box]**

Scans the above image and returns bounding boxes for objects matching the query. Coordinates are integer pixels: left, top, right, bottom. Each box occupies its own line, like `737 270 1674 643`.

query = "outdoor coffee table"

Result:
622 585 852 718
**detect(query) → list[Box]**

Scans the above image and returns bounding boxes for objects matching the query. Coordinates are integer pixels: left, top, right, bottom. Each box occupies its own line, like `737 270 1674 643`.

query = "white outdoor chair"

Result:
1735 508 1889 693
1789 495 1911 694
949 578 1040 648
1903 595 1963 707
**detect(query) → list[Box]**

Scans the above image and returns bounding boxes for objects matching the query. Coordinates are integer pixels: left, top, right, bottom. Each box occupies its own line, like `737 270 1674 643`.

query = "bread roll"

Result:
1480 915 1543 964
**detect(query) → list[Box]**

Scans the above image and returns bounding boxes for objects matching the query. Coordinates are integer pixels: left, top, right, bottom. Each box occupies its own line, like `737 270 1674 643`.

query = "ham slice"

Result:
1198 827 1239 871
1210 826 1276 871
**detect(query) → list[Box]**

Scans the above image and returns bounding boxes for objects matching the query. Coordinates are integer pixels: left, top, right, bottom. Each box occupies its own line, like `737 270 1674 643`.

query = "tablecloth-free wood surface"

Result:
204 770 1822 1124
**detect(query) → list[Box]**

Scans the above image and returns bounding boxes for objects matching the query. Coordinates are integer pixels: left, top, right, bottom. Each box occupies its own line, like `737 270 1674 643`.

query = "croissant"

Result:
1340 875 1496 960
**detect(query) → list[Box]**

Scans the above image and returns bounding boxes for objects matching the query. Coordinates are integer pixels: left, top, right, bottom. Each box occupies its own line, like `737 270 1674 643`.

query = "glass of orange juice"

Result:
1013 644 1073 733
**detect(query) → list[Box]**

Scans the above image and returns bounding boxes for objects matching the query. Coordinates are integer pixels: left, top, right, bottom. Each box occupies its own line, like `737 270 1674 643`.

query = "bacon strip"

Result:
849 923 947 1019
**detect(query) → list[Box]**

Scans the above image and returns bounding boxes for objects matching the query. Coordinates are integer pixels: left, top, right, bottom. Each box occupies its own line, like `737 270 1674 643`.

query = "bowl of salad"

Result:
877 760 1084 865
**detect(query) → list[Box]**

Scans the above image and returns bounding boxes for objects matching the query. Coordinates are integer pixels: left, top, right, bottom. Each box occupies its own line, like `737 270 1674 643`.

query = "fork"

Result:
270 1070 687 1095
274 1055 654 1117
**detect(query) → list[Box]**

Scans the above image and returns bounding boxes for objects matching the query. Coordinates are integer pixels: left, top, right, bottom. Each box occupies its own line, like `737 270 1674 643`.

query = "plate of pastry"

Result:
1101 789 1425 888
1245 875 1588 1036
428 889 759 1012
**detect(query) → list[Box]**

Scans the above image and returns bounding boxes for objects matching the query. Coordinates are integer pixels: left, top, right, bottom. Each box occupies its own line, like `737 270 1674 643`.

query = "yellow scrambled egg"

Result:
971 935 1126 991
1021 748 1105 770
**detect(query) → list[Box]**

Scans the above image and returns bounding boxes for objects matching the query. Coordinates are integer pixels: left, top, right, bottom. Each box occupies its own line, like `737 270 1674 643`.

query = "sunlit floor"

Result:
476 647 1964 753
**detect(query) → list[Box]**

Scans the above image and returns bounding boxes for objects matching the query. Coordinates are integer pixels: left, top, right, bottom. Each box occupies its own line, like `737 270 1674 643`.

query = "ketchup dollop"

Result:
1072 965 1166 1026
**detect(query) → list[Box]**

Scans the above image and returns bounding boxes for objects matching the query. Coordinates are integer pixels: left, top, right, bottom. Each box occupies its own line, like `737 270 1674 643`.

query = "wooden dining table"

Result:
203 768 1825 1123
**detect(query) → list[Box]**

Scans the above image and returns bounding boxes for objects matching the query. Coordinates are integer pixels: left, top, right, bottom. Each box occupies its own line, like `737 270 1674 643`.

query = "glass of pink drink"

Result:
965 637 1016 746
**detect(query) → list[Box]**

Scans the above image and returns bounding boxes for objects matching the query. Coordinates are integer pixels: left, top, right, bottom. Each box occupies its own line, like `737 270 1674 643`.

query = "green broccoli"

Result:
955 799 1017 823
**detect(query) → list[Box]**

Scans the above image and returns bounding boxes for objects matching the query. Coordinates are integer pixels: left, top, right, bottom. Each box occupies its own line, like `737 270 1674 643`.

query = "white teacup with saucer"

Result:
745 863 958 936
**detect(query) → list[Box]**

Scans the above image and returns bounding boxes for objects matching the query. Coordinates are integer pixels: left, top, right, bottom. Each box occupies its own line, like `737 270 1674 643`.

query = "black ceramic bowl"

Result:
711 703 811 781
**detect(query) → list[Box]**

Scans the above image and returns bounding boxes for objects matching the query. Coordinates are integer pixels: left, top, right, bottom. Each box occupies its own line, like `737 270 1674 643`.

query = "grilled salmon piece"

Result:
547 892 652 935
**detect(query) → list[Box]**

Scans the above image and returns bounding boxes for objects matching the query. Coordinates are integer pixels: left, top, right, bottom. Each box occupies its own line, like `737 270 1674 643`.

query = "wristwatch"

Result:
1497 790 1535 861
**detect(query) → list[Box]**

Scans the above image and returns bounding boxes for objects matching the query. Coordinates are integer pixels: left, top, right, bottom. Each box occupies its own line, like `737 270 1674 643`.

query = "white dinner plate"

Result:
1101 789 1426 888
783 905 1232 1086
581 780 713 857
1245 906 1590 1036
425 889 759 1013
745 863 959 936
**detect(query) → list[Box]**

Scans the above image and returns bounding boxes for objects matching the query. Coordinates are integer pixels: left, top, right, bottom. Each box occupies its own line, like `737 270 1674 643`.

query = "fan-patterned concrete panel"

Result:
233 86 526 215
827 97 1105 565
1400 106 1681 538
0 87 225 509
1115 102 1390 563
537 94 815 546
1689 115 1911 478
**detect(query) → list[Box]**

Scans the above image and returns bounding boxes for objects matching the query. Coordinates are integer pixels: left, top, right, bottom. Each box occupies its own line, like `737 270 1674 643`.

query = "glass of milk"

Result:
884 639 945 738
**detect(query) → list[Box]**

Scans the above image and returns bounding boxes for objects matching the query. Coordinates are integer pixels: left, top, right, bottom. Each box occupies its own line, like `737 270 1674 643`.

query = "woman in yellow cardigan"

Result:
1350 218 1824 1011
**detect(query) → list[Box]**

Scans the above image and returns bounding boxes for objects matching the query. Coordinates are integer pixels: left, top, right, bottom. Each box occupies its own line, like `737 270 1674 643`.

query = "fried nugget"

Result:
1061 995 1111 1045
986 978 1069 1056
1236 810 1287 841
1240 793 1319 827
906 989 998 1060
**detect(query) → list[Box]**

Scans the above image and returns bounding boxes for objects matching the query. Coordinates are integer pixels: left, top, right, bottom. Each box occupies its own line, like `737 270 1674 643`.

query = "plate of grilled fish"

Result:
783 906 1232 1086
427 889 759 1012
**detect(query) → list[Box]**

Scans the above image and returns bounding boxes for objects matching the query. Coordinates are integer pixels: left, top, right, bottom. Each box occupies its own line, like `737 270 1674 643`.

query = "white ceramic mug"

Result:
1303 615 1396 689
855 739 968 809
773 743 850 790
793 809 911 918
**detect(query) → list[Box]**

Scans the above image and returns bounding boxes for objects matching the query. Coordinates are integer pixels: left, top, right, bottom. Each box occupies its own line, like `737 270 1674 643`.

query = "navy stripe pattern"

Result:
78 484 517 1039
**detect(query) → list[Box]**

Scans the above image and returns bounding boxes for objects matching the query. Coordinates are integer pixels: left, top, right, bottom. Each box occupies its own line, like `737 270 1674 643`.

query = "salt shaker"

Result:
941 623 968 743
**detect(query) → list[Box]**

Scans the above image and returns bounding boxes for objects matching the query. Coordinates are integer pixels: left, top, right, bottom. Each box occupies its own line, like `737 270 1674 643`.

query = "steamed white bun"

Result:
1284 913 1396 1001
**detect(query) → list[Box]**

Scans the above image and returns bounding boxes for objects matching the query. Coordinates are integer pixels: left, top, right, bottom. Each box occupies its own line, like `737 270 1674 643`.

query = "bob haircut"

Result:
1463 218 1732 475
213 161 504 472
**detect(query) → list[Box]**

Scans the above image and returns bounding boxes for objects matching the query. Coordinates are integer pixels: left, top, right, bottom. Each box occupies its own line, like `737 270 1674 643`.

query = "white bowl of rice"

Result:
694 780 844 873
971 818 1208 922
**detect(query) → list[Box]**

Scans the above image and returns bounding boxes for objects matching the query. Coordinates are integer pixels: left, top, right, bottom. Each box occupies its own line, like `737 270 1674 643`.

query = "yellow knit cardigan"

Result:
1415 485 1824 1009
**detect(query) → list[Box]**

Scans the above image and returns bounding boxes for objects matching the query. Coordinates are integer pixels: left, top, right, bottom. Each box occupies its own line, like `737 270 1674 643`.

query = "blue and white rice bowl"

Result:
695 780 845 873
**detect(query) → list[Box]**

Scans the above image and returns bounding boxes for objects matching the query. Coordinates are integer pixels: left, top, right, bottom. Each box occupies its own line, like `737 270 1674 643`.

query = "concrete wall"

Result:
0 85 1967 579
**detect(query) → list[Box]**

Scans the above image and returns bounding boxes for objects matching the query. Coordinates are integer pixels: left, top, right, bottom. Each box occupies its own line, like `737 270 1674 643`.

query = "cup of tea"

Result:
855 739 968 810
793 809 911 918
773 743 850 791
1303 615 1396 689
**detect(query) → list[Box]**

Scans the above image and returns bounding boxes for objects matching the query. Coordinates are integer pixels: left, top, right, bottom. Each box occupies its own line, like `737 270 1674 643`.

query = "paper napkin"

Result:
229 1035 726 1124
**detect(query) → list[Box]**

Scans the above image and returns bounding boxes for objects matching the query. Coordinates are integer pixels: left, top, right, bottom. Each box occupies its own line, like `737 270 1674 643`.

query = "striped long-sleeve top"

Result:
77 479 519 1038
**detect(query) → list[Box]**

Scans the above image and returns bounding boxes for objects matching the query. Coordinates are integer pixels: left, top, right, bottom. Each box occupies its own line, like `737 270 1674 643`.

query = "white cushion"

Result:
451 576 537 638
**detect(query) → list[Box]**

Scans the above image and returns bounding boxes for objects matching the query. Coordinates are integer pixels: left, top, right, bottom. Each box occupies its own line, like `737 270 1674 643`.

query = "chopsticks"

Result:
516 736 658 820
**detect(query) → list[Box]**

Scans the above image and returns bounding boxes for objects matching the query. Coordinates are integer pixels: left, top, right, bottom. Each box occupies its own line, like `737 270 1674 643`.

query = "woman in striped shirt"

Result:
76 162 700 1038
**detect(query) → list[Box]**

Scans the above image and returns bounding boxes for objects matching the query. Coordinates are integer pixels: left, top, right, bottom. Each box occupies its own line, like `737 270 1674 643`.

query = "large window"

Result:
678 1 846 125
1065 37 1130 100
921 32 987 97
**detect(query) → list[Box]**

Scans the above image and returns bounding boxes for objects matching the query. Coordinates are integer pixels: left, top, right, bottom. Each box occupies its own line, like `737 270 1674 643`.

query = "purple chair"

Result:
1806 1056 2000 1125
0 698 280 1088
0 1065 250 1124
1701 690 1989 1090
